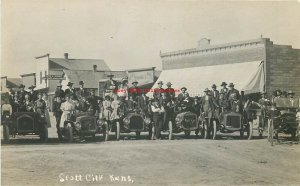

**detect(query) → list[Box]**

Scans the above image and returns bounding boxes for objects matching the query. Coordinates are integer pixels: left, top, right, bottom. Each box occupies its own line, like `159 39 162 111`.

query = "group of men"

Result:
6 84 47 115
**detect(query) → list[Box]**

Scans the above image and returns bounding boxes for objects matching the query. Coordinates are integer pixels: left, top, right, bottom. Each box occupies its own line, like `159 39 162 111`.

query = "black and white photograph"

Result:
1 0 300 185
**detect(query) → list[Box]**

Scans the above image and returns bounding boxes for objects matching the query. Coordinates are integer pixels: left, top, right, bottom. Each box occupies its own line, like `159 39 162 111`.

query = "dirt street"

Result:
1 114 300 186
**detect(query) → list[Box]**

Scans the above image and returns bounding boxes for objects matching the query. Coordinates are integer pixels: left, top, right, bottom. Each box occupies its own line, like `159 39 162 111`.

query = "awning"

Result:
147 61 264 97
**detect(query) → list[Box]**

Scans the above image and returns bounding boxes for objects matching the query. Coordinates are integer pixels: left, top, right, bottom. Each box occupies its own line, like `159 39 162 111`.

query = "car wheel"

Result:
3 125 10 142
258 129 263 139
115 121 120 140
168 121 173 140
103 121 109 141
203 120 209 139
247 121 253 140
291 130 296 138
40 125 48 142
151 125 155 140
211 120 217 140
267 119 274 146
67 125 73 143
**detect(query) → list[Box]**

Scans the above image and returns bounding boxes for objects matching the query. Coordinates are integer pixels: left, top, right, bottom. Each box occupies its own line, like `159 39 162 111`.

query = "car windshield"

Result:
274 98 299 108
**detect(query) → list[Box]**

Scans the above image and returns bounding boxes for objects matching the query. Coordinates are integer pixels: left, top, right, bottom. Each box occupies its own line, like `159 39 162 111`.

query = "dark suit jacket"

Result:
226 89 240 101
211 90 220 101
199 95 218 112
77 88 90 98
137 95 148 112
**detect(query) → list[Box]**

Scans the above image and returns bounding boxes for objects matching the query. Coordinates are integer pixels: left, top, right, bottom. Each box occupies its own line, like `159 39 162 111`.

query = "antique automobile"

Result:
172 111 199 139
2 111 48 142
108 110 152 140
267 98 300 145
212 111 253 140
60 112 104 142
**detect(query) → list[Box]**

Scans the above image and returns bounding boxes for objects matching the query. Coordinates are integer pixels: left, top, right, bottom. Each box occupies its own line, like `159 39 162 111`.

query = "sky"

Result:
1 0 300 77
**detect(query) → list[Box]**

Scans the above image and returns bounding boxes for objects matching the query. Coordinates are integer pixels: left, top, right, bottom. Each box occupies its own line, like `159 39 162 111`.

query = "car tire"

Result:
103 121 109 141
3 125 10 142
267 119 274 146
151 125 155 140
115 121 120 140
168 121 173 140
203 120 209 139
247 121 253 140
67 125 73 143
211 120 217 140
258 129 263 139
40 125 48 142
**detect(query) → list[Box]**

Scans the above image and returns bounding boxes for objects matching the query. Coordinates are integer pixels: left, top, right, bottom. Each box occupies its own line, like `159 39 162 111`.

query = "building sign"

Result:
43 75 66 80
128 70 154 85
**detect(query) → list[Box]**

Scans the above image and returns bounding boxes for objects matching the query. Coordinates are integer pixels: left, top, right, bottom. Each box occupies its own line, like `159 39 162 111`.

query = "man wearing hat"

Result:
211 84 219 101
177 87 190 107
226 83 241 112
150 97 165 140
220 82 228 95
77 81 89 99
218 90 229 112
52 95 63 140
54 83 65 100
153 81 164 100
165 82 175 100
128 80 141 102
200 88 218 122
28 85 38 102
287 90 295 99
18 84 28 103
65 82 77 100
104 73 118 97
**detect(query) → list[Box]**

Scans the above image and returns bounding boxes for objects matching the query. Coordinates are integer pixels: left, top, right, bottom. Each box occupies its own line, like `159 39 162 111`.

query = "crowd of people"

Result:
2 73 298 140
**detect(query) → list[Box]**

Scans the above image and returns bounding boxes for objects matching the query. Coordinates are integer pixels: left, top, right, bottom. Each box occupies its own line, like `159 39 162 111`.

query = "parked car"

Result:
267 98 300 145
2 111 48 142
109 110 152 140
60 112 104 142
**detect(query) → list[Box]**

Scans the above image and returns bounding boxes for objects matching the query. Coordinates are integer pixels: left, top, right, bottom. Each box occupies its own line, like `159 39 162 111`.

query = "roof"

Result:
6 78 22 88
49 58 111 71
63 70 126 88
20 73 36 77
126 67 156 72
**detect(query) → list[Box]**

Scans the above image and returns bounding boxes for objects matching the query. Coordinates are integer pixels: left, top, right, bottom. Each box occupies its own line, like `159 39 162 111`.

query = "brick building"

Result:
158 38 300 96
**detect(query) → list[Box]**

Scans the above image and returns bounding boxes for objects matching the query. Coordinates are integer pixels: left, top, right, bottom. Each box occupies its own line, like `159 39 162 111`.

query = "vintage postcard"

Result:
1 0 300 185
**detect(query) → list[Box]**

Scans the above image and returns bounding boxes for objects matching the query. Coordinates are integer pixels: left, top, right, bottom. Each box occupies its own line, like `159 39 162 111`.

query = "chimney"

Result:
64 53 69 59
93 65 97 72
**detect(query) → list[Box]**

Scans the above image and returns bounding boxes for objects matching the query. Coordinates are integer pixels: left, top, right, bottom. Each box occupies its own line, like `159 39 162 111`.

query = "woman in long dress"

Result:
110 96 121 121
42 93 51 128
60 95 75 128
102 95 112 121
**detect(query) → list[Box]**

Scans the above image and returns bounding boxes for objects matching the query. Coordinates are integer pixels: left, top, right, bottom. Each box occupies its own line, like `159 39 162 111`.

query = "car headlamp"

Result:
123 117 130 125
144 117 151 125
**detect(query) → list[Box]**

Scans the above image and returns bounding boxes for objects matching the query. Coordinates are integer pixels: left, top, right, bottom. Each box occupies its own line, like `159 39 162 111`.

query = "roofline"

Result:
20 73 36 77
160 38 270 58
1 76 8 79
35 53 50 59
126 67 156 72
49 58 105 61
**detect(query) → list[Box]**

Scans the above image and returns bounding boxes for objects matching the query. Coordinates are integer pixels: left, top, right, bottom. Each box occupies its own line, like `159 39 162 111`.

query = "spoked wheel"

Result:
136 131 141 138
258 129 263 139
115 121 120 140
267 119 274 146
151 125 155 140
39 124 48 142
67 124 73 143
211 120 217 140
168 121 173 140
184 131 191 137
203 120 209 139
3 125 10 142
103 121 109 141
247 121 253 140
